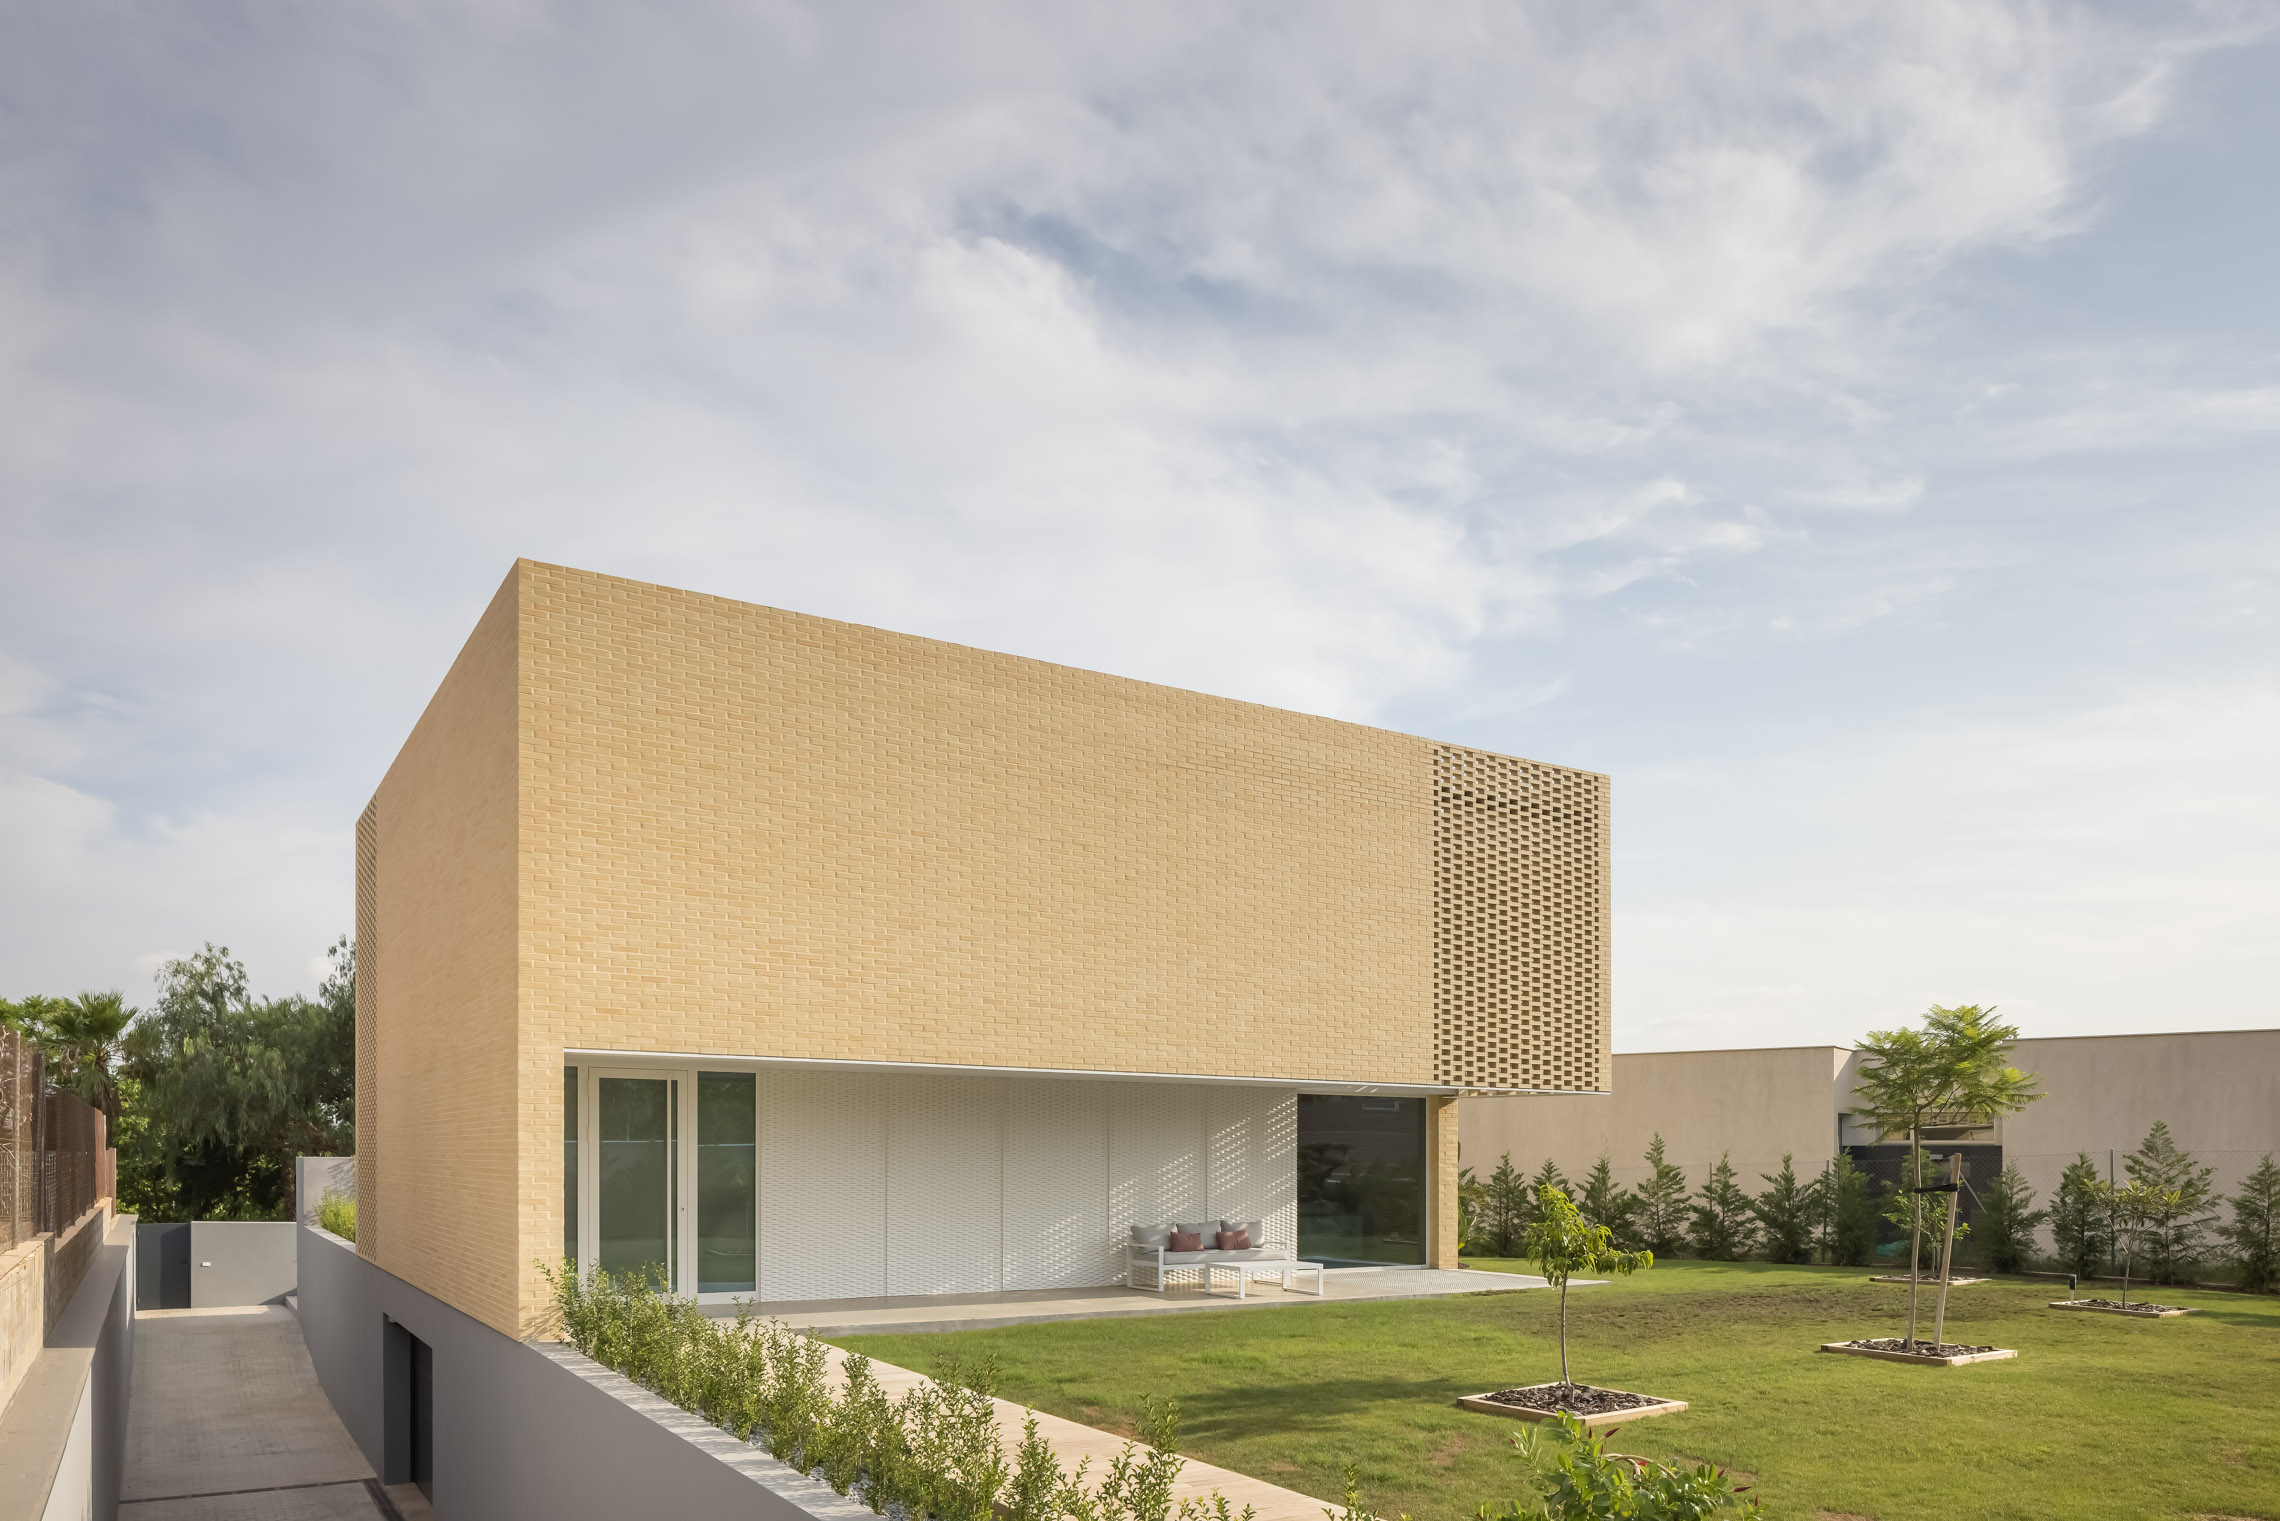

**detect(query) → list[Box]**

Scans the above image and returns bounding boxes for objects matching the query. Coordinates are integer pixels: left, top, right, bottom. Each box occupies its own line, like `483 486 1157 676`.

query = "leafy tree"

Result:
1808 1153 1879 1267
1632 1135 1690 1256
2048 1153 2109 1279
1481 1153 1530 1258
123 940 355 1220
1523 1158 1571 1234
1971 1163 2045 1274
1751 1154 1814 1264
2122 1122 2217 1285
1851 1004 2041 1344
1576 1156 1640 1251
1688 1153 1756 1261
2090 1176 2181 1310
2218 1154 2280 1294
1524 1185 1652 1388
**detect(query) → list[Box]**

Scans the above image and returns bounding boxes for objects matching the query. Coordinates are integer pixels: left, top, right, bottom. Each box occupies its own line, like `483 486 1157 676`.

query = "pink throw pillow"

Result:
1215 1229 1251 1251
1168 1231 1204 1252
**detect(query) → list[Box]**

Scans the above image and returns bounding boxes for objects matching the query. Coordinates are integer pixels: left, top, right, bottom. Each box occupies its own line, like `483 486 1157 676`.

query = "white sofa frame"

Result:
1126 1229 1314 1293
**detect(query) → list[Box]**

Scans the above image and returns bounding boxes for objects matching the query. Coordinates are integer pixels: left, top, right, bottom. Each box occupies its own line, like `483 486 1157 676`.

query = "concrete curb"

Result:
1817 1342 2018 1367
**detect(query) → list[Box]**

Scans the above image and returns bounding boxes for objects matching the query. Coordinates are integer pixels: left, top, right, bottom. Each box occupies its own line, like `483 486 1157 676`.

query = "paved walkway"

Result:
725 1265 1549 1335
121 1306 428 1521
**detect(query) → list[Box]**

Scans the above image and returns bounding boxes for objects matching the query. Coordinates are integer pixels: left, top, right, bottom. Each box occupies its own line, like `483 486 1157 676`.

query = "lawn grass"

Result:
833 1260 2280 1521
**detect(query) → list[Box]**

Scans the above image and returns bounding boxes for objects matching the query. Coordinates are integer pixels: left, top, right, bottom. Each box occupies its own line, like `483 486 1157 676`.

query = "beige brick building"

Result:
357 561 1612 1335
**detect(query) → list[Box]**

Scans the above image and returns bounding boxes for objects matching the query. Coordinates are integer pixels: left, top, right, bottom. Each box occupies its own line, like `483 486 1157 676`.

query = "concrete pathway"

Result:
729 1265 1551 1336
120 1306 429 1521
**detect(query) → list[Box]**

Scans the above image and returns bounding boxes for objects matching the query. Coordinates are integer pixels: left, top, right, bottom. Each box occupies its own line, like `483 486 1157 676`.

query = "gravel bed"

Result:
2055 1297 2188 1313
1477 1382 1669 1415
1830 1337 1998 1356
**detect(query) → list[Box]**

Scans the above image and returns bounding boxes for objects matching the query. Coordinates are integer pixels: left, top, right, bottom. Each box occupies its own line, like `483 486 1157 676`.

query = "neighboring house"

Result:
354 559 1613 1343
1462 1030 2280 1253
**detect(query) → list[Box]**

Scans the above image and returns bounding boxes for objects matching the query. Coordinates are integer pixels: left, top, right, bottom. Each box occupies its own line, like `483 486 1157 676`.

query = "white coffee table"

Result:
1204 1259 1324 1299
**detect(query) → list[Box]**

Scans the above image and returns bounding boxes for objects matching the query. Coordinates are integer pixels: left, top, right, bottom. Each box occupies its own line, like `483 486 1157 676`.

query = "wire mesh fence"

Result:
0 1023 112 1254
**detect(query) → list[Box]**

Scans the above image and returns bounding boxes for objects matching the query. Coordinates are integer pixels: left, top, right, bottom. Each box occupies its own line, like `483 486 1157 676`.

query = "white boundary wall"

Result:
754 1072 1296 1302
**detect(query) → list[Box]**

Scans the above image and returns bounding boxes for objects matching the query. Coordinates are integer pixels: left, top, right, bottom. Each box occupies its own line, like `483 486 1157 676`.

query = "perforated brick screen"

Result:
1433 745 1611 1092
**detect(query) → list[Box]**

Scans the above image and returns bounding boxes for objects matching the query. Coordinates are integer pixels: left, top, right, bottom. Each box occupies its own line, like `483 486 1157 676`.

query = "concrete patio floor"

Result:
121 1306 429 1521
710 1264 1553 1335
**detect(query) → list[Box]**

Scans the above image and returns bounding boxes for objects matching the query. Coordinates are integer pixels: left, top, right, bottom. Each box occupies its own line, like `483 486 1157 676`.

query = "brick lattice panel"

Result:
1433 746 1611 1092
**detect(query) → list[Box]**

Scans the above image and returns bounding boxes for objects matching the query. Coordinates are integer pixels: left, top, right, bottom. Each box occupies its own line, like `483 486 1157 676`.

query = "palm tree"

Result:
37 990 136 1129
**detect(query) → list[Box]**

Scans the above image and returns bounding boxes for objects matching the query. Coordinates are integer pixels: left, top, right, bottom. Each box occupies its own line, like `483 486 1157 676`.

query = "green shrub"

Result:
1971 1164 2044 1274
1480 1412 1759 1520
316 1190 356 1242
542 1260 1250 1521
2220 1154 2280 1293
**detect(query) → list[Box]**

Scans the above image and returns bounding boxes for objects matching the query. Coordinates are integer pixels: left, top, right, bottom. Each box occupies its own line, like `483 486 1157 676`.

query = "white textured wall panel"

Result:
1109 1082 1208 1232
760 1070 886 1300
1002 1080 1115 1289
1208 1087 1299 1250
746 1072 1296 1303
886 1075 1005 1295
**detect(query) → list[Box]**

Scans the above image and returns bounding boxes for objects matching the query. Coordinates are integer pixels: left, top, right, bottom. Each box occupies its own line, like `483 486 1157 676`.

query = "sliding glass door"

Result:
594 1071 677 1285
575 1064 757 1300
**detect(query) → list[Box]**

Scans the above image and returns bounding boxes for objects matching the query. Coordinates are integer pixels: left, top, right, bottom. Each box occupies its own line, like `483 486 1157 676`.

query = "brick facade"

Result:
360 561 1610 1333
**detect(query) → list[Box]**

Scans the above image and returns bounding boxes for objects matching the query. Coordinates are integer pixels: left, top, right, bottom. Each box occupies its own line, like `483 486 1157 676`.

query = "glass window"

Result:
1297 1094 1426 1265
597 1075 675 1285
563 1066 578 1268
697 1072 757 1294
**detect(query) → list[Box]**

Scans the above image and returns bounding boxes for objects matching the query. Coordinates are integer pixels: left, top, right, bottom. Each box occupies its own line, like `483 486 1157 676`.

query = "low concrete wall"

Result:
1 1201 115 1417
297 1223 864 1521
0 1212 134 1521
189 1221 297 1308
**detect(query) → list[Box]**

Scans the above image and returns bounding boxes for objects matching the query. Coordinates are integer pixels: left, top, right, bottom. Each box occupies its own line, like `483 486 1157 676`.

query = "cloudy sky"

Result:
4 1 2275 1051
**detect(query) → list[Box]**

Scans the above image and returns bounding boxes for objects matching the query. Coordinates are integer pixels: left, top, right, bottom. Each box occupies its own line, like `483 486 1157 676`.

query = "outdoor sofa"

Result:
1126 1220 1325 1297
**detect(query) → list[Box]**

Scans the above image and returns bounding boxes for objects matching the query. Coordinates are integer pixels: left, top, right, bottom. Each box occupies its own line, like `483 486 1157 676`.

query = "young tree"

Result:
1577 1156 1640 1251
1523 1158 1571 1235
2050 1153 2110 1278
2218 1154 2280 1294
1459 1161 1486 1254
1851 1004 2042 1346
1971 1164 2045 1274
1632 1135 1690 1256
2091 1177 2181 1310
2123 1122 2217 1285
1688 1153 1756 1261
1752 1154 1814 1264
1524 1185 1652 1388
1482 1153 1530 1258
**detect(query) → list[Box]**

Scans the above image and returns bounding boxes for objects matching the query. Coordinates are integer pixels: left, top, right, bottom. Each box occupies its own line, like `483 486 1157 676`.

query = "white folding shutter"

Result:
760 1069 887 1301
1002 1078 1115 1290
1109 1081 1207 1236
885 1074 1004 1295
1208 1086 1299 1249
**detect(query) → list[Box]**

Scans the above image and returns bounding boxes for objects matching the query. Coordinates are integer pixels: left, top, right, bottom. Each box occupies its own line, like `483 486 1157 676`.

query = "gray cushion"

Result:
1219 1219 1267 1242
1162 1251 1208 1264
1129 1224 1171 1249
1176 1221 1216 1238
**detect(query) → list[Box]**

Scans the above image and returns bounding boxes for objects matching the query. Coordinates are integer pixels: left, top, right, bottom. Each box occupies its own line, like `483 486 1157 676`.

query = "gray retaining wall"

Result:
295 1222 863 1521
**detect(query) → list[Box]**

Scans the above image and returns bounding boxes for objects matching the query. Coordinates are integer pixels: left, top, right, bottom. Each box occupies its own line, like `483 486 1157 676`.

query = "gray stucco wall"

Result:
296 1224 865 1521
189 1221 298 1308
